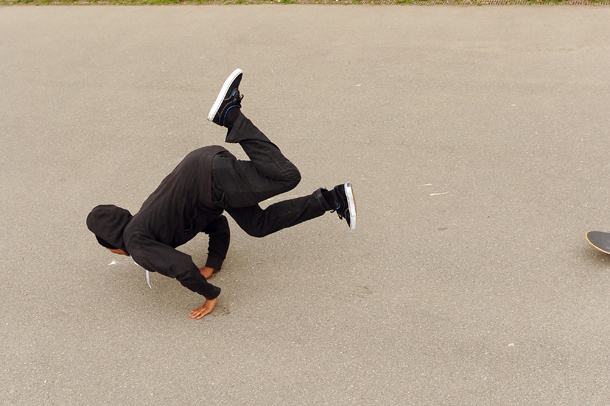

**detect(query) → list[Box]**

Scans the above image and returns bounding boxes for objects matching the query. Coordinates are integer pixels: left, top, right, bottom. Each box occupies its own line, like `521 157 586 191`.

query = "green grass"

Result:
2 0 608 4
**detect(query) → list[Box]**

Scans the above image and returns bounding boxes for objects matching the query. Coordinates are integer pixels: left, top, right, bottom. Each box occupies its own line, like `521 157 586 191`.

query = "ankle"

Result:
224 106 241 128
322 189 339 210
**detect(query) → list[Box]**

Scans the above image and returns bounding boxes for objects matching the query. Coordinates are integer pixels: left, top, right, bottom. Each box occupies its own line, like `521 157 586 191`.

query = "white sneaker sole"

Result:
345 182 357 230
207 68 243 122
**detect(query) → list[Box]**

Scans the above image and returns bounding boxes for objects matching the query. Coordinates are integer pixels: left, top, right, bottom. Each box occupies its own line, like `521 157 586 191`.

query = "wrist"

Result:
200 266 215 279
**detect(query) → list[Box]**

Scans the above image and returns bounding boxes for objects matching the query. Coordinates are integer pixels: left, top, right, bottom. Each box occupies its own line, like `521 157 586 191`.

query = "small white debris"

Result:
430 192 448 196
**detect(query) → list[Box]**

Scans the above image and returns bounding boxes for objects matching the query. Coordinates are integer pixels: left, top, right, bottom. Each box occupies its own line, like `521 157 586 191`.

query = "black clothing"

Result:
212 114 331 238
87 205 132 253
123 145 228 300
88 113 331 301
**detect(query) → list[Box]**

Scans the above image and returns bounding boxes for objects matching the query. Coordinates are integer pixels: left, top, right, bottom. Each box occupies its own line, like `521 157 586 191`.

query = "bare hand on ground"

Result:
189 298 217 319
199 266 214 279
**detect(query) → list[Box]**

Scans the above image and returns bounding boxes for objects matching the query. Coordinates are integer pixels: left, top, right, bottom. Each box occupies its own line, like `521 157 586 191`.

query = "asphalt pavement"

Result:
1 5 610 405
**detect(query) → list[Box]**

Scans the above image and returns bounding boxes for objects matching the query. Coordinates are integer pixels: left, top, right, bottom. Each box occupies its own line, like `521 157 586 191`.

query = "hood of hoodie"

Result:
86 205 132 253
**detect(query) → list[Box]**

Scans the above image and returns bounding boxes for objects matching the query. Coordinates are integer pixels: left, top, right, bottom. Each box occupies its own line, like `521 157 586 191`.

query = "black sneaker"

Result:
333 183 357 230
207 69 243 126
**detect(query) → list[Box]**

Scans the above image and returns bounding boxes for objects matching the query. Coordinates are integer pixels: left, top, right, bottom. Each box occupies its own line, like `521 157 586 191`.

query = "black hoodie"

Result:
88 145 230 300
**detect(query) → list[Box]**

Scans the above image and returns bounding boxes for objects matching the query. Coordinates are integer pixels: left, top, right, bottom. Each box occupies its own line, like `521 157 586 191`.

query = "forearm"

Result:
175 268 221 300
203 215 230 270
204 255 225 271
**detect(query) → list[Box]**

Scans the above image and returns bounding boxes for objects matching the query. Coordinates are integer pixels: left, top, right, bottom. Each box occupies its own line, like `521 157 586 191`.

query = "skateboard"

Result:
586 231 610 254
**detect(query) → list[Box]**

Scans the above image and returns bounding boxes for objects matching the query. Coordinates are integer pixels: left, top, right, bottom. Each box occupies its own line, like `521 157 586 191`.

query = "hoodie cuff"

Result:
203 285 221 300
205 254 224 271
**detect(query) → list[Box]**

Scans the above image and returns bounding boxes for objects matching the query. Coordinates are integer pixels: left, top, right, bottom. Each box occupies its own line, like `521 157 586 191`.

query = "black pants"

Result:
211 113 331 238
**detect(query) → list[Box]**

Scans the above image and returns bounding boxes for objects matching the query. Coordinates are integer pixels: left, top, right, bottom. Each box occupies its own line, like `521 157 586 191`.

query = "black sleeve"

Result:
201 215 230 271
128 235 221 300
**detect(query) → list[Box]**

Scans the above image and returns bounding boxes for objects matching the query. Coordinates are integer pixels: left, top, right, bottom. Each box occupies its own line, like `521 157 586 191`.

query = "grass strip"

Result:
2 0 609 5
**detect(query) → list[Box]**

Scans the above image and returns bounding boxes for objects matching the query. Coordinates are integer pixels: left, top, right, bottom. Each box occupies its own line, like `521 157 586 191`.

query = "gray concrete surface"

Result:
1 5 609 405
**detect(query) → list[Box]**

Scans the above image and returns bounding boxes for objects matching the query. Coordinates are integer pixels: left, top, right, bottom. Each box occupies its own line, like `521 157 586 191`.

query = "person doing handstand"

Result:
86 69 356 319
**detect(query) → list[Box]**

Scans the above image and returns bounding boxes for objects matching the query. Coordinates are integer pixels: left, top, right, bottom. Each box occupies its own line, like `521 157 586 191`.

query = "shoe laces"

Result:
331 204 346 220
230 89 243 103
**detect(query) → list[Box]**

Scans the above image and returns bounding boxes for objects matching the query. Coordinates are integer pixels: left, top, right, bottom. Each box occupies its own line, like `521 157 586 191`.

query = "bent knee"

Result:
283 165 301 190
